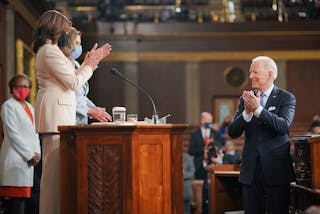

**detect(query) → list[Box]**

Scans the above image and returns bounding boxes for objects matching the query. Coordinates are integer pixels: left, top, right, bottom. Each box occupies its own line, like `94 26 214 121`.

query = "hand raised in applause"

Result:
242 91 253 114
82 43 112 71
88 107 112 122
242 90 261 113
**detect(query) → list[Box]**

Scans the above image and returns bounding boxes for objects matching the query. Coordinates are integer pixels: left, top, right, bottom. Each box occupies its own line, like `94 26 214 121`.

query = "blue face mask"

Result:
204 122 212 129
70 45 82 60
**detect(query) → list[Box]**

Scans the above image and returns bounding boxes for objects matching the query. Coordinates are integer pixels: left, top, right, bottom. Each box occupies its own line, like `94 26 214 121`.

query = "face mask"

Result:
70 45 82 60
13 88 30 100
58 32 69 48
204 122 212 129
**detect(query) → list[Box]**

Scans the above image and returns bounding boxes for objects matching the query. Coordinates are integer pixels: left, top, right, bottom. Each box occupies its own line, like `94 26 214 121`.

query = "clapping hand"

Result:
242 90 261 113
83 43 112 71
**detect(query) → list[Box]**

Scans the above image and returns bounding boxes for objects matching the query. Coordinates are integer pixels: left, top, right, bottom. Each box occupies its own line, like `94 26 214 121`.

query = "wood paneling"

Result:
87 144 123 213
104 50 320 62
0 3 6 143
200 61 250 114
138 62 186 123
14 12 34 46
88 62 126 110
287 60 320 122
79 21 320 125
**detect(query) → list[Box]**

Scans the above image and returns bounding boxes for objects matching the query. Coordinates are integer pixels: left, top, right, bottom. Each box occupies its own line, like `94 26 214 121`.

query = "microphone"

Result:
109 68 158 124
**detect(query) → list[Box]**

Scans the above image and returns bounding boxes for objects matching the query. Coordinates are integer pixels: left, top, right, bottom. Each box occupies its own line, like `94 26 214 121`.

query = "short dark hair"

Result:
8 74 32 93
310 120 320 128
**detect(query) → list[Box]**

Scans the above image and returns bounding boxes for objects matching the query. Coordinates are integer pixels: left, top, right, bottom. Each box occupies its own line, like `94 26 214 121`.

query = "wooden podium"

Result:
207 164 242 214
293 135 320 189
58 123 187 214
290 135 320 212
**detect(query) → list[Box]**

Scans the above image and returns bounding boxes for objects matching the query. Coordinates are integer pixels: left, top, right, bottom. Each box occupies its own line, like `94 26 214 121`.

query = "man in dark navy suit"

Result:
189 112 225 180
188 112 225 213
228 56 296 214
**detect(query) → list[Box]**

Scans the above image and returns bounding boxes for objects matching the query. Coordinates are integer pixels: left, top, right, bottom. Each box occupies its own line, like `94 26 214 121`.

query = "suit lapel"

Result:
265 86 279 108
12 98 33 126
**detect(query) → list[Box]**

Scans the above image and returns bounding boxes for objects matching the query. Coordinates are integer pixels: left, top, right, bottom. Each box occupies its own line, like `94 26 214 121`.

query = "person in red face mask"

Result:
0 74 41 214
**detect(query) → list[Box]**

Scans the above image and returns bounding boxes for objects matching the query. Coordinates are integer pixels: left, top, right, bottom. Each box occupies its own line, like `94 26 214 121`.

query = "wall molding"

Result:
8 0 37 28
87 30 320 38
104 50 320 62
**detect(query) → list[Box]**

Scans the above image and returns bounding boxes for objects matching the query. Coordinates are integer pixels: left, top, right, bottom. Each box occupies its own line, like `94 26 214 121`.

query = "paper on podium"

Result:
90 121 149 126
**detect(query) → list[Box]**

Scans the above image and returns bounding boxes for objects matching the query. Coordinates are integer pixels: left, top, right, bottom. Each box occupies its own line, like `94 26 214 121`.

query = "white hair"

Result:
252 56 278 79
200 112 212 119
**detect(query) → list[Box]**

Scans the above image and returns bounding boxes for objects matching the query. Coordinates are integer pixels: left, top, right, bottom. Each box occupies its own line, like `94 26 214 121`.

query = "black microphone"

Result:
109 68 158 124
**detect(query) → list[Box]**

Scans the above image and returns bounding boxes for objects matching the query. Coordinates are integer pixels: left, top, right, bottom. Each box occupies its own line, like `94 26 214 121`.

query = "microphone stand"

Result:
110 68 158 124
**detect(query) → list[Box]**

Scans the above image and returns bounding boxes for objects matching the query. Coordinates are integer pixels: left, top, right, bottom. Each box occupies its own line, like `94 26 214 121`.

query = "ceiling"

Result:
42 0 320 24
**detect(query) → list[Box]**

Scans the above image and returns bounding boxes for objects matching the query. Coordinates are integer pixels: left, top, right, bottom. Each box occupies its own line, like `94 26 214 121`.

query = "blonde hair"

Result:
67 27 82 51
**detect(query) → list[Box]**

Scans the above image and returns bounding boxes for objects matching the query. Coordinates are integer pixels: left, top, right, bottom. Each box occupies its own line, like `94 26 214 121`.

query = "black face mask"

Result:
58 32 69 48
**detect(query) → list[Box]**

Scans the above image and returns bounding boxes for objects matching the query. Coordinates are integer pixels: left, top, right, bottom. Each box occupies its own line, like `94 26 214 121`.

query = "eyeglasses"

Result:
14 85 31 89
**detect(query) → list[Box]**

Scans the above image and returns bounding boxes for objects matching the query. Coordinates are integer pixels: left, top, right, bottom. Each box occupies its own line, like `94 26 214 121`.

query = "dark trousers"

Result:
24 135 42 214
24 161 41 214
242 158 290 214
1 197 25 214
202 178 209 214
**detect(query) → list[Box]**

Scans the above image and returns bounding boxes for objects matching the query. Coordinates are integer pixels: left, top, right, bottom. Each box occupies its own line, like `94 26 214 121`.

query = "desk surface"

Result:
291 183 320 195
208 164 242 214
214 171 240 176
207 164 240 174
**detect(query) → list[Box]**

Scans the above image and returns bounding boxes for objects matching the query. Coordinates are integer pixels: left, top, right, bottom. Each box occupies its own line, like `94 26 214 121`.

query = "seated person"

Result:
219 116 231 135
308 120 320 134
223 140 241 164
307 114 320 132
204 142 224 166
201 142 224 214
183 152 195 214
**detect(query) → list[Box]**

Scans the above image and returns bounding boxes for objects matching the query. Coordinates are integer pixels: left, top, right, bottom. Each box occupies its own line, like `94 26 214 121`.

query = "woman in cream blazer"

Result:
33 10 111 214
35 41 93 132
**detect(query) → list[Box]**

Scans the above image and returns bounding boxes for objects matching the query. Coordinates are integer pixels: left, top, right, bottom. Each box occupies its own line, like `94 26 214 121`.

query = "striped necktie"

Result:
260 93 266 107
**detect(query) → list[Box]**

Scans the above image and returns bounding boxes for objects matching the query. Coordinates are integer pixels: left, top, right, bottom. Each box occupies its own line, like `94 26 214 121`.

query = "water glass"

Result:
112 107 126 123
127 114 138 122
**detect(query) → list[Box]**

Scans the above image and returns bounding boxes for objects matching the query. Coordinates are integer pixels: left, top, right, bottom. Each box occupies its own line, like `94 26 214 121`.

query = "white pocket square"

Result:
268 106 276 111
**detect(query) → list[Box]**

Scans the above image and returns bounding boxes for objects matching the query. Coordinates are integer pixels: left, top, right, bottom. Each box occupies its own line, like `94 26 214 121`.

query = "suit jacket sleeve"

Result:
228 97 248 138
75 84 96 118
258 91 296 153
259 92 296 135
44 45 93 91
188 130 204 156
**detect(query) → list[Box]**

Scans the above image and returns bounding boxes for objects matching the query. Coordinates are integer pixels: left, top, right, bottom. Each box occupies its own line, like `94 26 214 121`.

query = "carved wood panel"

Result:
88 144 122 214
